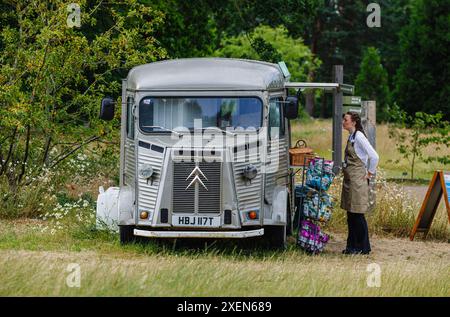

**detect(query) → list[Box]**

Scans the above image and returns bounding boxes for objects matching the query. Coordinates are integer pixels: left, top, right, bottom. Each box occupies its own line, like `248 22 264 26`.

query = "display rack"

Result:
294 156 334 254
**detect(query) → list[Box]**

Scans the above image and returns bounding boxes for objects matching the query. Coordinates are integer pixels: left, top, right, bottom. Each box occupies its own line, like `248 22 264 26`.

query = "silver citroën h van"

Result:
96 58 301 248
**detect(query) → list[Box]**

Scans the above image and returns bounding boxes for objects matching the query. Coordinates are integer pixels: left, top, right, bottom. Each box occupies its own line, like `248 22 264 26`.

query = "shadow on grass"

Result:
126 236 305 259
72 225 308 259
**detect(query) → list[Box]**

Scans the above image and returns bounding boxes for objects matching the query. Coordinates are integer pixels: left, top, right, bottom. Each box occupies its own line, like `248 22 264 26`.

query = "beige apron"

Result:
340 135 369 214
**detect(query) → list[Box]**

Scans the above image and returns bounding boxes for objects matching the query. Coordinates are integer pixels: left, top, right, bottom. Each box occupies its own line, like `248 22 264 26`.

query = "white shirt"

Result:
347 131 379 174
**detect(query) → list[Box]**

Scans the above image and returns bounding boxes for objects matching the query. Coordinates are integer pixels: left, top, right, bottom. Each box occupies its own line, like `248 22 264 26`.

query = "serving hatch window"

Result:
139 97 263 133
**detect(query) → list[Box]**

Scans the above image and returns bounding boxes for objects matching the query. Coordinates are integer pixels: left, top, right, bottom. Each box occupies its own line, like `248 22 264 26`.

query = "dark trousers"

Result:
346 212 371 254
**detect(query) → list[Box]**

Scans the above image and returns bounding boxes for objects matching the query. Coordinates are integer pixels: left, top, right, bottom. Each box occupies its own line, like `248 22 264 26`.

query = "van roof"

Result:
127 58 286 91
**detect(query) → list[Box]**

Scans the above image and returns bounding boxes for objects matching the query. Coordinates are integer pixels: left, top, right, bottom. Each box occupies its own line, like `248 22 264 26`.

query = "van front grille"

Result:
173 162 196 213
172 161 221 213
198 162 221 213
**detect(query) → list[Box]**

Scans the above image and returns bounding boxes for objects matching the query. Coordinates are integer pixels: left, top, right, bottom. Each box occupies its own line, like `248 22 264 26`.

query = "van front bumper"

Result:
133 228 264 239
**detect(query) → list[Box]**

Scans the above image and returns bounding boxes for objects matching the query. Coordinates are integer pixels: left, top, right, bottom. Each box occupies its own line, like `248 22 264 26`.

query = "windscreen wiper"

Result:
199 127 236 136
141 125 182 137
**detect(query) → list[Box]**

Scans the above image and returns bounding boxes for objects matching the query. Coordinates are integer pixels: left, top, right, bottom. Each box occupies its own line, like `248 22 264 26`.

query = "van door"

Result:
123 95 136 188
264 97 287 209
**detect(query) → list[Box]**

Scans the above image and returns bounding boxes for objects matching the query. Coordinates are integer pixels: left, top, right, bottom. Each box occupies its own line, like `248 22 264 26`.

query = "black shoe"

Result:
342 248 369 255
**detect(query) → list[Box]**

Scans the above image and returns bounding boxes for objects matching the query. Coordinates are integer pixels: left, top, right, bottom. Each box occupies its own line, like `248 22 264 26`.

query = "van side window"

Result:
126 97 135 139
269 97 285 138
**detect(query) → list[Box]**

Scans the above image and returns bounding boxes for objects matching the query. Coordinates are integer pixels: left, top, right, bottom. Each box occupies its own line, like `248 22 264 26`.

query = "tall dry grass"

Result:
326 170 449 240
0 249 448 296
291 119 449 179
291 119 449 240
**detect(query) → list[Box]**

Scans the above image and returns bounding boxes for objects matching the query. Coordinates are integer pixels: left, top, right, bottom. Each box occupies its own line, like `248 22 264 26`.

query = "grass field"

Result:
0 220 449 296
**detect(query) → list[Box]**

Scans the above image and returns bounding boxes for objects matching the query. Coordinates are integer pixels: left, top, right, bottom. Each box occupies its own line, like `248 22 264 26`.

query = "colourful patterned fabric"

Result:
302 189 333 222
305 157 335 191
297 220 330 253
309 157 334 174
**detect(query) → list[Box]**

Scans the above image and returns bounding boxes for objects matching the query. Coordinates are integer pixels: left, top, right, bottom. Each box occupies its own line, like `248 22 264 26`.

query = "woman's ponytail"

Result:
346 111 367 138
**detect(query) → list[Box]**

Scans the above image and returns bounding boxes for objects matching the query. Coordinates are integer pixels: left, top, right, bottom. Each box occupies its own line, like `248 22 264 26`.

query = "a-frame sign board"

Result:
410 171 450 240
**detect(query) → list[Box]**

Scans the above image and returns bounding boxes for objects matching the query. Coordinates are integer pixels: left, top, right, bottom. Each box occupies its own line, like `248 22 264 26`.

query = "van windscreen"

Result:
139 97 263 133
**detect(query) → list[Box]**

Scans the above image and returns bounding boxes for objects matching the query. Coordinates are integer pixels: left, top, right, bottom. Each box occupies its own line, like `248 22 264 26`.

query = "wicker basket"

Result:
289 140 314 166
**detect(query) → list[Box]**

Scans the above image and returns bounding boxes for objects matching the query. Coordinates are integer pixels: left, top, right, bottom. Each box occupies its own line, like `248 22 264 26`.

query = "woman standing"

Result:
341 112 379 255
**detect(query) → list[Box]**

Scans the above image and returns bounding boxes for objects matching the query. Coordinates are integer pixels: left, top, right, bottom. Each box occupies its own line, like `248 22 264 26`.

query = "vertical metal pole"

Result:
362 100 377 212
361 100 377 149
332 65 343 175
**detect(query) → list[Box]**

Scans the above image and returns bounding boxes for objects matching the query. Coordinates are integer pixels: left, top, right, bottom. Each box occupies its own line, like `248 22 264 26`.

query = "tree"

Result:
207 1 412 117
209 0 321 39
355 47 390 122
372 0 412 88
393 0 450 119
0 0 166 192
213 25 321 82
388 105 450 180
142 0 219 58
208 0 332 116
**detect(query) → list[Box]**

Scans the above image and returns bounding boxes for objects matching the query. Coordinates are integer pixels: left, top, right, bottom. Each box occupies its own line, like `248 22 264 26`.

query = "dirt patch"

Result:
325 232 449 263
402 185 429 202
400 184 448 211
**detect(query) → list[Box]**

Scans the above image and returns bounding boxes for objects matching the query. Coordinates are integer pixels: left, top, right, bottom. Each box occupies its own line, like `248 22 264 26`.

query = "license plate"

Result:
172 215 220 227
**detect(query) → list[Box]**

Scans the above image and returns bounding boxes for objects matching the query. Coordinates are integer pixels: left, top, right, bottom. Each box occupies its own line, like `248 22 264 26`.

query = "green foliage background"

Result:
0 0 166 195
213 25 321 82
393 0 450 118
355 47 390 122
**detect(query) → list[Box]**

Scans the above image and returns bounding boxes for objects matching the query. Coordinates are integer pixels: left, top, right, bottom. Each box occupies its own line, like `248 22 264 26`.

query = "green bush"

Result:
0 0 162 217
0 143 119 219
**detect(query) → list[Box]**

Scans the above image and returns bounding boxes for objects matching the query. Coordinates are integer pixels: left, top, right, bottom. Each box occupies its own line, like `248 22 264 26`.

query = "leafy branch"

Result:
388 104 450 179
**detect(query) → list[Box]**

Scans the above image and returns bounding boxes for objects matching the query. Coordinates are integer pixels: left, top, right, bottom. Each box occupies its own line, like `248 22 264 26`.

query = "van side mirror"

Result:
99 97 115 121
284 96 299 119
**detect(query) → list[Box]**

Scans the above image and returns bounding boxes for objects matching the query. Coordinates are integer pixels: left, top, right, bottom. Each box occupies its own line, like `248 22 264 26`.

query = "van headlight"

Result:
139 164 154 179
243 164 257 180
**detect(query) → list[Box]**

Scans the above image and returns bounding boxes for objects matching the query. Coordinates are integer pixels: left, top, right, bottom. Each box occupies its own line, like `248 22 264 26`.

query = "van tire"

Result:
263 225 287 250
119 225 136 244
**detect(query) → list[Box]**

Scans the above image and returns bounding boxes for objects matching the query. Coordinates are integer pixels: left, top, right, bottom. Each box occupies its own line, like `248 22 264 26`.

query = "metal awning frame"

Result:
285 82 354 95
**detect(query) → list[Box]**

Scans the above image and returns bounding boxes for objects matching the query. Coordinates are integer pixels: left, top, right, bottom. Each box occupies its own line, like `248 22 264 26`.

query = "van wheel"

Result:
263 225 287 249
119 225 136 244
